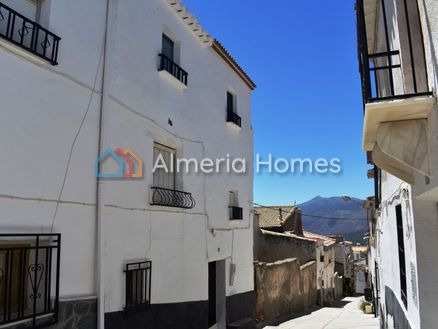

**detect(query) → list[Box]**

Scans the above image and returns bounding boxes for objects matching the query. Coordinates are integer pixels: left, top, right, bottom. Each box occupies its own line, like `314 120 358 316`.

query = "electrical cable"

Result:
49 47 105 233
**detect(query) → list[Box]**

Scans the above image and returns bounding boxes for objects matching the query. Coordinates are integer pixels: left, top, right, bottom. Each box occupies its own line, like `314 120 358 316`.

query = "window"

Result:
125 261 151 310
153 143 175 190
0 234 60 327
226 92 241 127
229 191 237 207
158 33 187 85
228 191 243 220
395 205 407 308
227 92 234 113
162 34 174 62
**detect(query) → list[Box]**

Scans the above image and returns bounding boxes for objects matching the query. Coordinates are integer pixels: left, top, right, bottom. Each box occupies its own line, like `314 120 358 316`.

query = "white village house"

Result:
356 0 438 328
0 0 256 328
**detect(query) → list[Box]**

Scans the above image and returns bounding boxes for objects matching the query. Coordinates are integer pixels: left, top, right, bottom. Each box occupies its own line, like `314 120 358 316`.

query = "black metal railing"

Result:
0 2 61 65
124 261 151 311
227 110 242 127
0 234 61 328
151 187 196 209
158 53 188 86
357 0 431 104
229 206 243 220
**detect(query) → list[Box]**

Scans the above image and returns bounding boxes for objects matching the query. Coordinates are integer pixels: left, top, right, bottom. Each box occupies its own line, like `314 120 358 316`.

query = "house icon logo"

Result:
96 148 143 179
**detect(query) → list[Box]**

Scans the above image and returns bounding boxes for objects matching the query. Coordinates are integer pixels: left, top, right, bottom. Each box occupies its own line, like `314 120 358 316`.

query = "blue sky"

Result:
183 0 373 205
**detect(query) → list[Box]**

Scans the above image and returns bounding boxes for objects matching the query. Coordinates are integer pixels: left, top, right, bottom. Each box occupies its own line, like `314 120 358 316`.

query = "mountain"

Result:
299 196 368 242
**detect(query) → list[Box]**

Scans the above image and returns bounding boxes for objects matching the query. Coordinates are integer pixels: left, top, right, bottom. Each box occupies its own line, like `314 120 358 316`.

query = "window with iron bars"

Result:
0 234 61 328
124 261 151 311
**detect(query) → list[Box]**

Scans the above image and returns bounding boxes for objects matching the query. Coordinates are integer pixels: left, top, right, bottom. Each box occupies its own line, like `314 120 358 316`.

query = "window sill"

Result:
0 38 50 67
158 70 187 91
226 121 242 131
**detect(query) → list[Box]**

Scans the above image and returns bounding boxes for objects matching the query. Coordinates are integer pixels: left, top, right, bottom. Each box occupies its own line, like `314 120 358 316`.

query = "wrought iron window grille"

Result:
229 206 243 220
0 234 61 328
158 53 188 86
150 187 196 209
227 110 242 127
124 261 151 312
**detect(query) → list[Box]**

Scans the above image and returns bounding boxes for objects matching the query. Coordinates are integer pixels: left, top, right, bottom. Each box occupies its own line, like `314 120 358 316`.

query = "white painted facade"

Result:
0 0 255 328
359 0 438 328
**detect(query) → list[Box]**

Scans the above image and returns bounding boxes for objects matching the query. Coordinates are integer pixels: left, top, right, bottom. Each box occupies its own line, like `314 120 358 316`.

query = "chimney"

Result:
293 208 304 236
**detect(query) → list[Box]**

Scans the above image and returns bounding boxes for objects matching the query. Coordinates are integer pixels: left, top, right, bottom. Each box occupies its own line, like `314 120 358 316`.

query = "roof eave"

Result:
211 40 256 90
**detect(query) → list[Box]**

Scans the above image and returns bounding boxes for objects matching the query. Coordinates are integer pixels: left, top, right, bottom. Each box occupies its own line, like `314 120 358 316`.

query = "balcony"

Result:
0 234 61 328
150 187 196 209
158 53 188 86
0 2 61 65
227 110 242 128
229 206 243 220
356 0 434 184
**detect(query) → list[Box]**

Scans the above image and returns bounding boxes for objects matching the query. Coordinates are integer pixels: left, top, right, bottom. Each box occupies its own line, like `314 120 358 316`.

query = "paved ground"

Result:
264 297 379 329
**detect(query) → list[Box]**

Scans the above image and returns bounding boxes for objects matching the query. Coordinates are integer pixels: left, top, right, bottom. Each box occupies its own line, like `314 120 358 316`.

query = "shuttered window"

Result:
153 143 175 190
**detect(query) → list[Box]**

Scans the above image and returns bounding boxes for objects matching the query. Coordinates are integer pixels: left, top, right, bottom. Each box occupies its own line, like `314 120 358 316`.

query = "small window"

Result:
153 143 175 190
226 92 242 127
125 261 151 310
162 34 174 62
227 92 235 113
229 191 238 207
228 191 243 220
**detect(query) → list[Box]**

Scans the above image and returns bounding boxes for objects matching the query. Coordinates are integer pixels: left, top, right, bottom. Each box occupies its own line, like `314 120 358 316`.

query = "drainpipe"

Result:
97 0 113 328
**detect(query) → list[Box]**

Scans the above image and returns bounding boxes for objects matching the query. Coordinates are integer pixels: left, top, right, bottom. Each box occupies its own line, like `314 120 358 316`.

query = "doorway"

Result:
208 260 226 329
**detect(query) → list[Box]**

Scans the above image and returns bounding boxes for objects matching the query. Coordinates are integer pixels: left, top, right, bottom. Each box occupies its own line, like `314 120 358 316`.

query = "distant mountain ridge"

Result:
298 196 368 239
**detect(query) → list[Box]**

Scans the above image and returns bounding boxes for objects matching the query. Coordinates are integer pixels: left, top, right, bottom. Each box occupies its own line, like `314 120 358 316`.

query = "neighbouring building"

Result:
304 231 337 305
330 235 354 281
253 205 339 321
352 244 368 295
0 1 256 329
253 206 318 321
356 0 438 328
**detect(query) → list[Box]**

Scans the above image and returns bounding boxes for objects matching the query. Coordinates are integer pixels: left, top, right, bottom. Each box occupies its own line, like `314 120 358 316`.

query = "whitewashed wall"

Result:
376 174 420 328
0 0 254 316
0 0 107 299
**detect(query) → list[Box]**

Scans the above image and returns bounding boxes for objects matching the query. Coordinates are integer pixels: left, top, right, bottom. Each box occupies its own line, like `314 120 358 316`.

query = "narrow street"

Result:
264 297 379 329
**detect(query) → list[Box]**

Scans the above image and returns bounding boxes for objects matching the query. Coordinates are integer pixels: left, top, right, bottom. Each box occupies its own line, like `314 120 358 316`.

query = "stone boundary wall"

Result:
255 258 317 321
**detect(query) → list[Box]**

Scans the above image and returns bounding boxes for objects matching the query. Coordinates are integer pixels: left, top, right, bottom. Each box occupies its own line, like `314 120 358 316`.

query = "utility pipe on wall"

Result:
97 0 113 328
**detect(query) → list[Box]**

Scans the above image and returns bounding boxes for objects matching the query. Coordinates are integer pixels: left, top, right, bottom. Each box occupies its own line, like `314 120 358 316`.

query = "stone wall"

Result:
254 258 317 321
4 298 97 329
254 229 316 265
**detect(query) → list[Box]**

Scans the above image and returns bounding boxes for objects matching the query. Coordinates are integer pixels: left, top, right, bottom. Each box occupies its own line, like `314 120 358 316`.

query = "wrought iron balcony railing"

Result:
227 110 242 127
158 53 188 86
229 206 243 220
0 234 61 328
151 187 196 209
0 2 61 65
356 0 431 104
